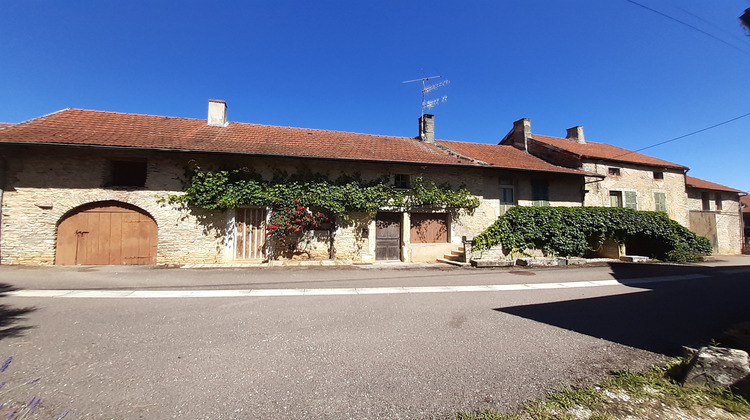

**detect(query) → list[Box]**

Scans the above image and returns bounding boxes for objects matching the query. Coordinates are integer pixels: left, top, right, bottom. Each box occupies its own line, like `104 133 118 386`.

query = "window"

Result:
110 160 147 187
499 180 515 205
715 193 722 211
394 174 410 189
653 171 664 180
531 180 550 207
701 192 711 211
610 191 622 208
610 190 637 209
654 192 667 212
608 167 621 177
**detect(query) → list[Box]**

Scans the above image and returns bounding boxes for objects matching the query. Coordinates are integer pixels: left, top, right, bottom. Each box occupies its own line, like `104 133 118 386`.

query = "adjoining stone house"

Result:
685 176 746 255
0 101 591 266
499 118 690 226
495 118 747 255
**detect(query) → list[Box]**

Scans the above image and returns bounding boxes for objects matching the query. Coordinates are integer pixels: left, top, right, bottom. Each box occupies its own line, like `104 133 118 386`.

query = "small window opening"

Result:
608 167 621 177
531 180 550 207
715 193 722 211
653 171 664 180
499 179 514 205
394 174 411 189
110 160 147 187
610 191 623 208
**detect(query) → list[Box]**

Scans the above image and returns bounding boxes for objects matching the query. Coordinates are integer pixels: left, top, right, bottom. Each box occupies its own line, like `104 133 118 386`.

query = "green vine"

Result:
168 167 479 241
472 206 712 261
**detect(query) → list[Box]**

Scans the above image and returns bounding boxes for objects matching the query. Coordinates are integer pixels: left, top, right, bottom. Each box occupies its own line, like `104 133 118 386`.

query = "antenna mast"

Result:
403 75 449 118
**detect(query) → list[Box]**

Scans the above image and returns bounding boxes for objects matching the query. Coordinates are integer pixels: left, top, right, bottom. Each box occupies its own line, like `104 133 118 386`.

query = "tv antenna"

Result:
403 75 449 117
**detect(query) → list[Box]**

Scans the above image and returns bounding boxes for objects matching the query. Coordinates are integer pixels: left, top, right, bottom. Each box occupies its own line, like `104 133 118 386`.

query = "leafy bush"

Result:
169 167 479 216
472 206 712 260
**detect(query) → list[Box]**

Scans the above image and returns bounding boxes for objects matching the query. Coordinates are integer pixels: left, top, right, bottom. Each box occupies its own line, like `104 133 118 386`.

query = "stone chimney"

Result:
566 125 585 144
503 118 531 152
419 114 435 143
207 99 228 127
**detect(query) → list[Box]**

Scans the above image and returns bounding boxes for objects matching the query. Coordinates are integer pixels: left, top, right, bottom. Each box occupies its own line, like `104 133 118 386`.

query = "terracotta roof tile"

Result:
436 140 590 175
531 134 688 170
741 195 750 213
685 176 745 193
0 109 479 167
0 108 592 176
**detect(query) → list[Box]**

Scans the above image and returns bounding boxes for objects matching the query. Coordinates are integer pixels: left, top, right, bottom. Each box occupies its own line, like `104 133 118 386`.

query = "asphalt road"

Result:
0 257 748 419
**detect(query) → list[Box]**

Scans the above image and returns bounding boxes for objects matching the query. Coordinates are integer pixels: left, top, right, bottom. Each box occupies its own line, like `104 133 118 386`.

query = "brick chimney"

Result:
566 125 585 144
419 114 435 143
207 99 228 127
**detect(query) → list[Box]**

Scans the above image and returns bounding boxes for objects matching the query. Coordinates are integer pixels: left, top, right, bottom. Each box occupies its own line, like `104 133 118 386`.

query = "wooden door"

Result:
56 203 157 265
689 211 718 252
410 213 448 243
376 212 401 261
235 208 266 260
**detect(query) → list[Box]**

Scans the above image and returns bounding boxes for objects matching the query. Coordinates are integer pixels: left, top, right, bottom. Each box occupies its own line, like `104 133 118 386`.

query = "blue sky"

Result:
2 1 749 192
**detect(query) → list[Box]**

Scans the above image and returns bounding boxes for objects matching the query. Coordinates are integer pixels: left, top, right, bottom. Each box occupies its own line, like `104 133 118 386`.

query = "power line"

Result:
664 1 750 49
625 0 750 58
614 111 750 159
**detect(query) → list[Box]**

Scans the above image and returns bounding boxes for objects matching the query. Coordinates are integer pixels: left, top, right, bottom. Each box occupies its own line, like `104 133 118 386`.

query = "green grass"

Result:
451 361 750 420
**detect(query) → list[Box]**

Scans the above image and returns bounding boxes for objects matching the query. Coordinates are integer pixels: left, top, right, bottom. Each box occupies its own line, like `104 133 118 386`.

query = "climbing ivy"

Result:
472 206 712 261
168 167 479 240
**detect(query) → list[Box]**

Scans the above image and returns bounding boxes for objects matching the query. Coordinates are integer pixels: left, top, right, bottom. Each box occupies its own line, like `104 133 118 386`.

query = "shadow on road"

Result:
0 283 35 339
495 263 750 356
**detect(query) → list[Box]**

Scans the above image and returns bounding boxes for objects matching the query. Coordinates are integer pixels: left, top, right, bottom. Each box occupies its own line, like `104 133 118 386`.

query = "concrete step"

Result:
442 253 463 261
436 258 470 267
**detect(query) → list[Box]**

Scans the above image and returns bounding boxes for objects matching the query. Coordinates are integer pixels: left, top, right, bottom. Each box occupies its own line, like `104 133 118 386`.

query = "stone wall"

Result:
687 188 743 255
0 145 588 265
0 146 227 265
581 162 689 227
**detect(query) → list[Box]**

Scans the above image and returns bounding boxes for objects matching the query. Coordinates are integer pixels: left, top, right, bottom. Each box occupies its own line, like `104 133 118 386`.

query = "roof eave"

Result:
0 140 595 177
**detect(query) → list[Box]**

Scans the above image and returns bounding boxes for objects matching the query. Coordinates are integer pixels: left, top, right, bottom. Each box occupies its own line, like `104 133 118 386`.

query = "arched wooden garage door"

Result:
56 202 157 265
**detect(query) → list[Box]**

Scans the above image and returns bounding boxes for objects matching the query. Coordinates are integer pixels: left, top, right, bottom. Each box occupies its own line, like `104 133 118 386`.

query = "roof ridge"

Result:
8 108 71 128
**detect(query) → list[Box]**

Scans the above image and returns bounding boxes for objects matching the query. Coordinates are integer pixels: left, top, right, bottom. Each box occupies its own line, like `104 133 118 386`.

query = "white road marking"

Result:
6 273 710 299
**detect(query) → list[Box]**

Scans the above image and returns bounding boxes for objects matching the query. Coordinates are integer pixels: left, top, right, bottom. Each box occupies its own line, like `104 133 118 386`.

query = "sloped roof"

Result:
0 108 591 176
741 195 750 213
531 134 688 170
437 140 589 175
685 176 746 194
0 123 13 128
0 109 481 166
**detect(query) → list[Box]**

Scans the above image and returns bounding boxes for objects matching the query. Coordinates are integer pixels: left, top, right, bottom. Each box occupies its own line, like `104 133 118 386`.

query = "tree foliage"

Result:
472 206 712 261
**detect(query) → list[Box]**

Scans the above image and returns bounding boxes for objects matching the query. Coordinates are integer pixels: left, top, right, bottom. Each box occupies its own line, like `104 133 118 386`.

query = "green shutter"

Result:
624 191 637 210
654 192 666 212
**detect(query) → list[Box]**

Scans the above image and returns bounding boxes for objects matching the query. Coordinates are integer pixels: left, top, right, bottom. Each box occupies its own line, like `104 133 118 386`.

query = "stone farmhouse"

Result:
0 101 591 266
500 118 746 255
0 101 744 266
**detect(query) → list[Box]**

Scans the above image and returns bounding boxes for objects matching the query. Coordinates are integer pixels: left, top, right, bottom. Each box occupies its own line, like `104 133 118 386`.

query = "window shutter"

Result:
624 191 637 210
654 192 666 212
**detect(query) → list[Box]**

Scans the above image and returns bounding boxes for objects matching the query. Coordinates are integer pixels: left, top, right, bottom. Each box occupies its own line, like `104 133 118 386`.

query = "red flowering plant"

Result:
265 200 332 244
